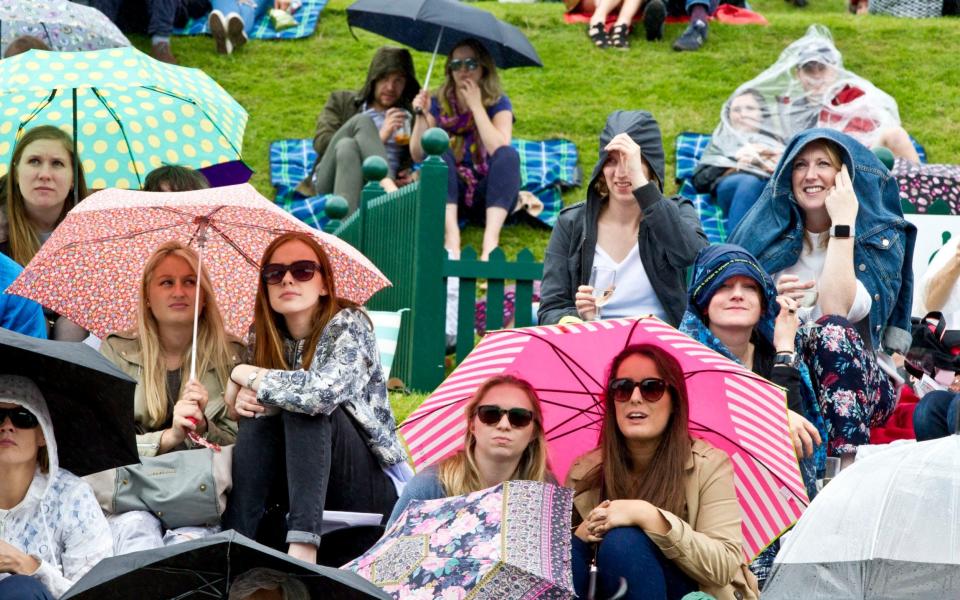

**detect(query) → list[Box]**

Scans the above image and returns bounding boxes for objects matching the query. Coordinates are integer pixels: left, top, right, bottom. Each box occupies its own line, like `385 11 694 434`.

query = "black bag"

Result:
905 312 960 379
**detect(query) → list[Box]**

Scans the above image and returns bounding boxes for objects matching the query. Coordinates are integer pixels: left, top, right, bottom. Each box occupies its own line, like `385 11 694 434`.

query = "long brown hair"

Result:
135 241 235 429
437 39 504 109
438 374 553 496
578 344 692 517
3 125 88 265
252 232 360 370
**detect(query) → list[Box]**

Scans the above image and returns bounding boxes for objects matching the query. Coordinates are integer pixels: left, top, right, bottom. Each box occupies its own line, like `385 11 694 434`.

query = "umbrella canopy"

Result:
400 316 809 560
0 47 246 189
345 480 574 598
764 436 960 599
8 184 391 339
0 0 130 55
62 529 391 599
346 0 542 69
0 327 138 476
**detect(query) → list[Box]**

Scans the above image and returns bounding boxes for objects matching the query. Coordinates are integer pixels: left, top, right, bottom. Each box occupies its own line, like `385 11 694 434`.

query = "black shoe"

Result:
609 23 631 49
672 20 707 51
643 0 667 41
587 21 609 48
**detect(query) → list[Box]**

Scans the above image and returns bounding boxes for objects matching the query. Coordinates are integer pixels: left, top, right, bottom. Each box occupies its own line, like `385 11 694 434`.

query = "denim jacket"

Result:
728 128 916 354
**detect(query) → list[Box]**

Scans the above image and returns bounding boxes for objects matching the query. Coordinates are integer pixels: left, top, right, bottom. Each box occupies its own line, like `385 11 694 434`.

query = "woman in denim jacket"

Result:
729 128 916 466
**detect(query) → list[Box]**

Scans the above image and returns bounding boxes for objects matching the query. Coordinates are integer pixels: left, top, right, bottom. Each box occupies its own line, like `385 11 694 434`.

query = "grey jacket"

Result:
538 111 708 327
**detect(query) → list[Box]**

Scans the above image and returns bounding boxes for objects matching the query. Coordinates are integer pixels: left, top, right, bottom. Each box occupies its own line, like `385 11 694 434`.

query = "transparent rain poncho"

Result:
698 25 902 179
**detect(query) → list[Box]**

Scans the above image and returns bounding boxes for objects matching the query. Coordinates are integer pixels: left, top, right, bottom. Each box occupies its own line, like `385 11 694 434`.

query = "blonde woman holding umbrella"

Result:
100 241 242 456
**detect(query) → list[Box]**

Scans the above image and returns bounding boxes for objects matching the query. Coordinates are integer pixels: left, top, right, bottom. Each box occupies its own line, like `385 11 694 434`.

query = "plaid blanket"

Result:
270 138 581 231
174 0 328 39
674 132 929 243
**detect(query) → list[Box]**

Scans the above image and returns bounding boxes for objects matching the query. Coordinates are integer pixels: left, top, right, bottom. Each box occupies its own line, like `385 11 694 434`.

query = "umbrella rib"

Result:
204 222 263 269
92 87 144 188
59 222 187 250
141 85 244 159
17 89 58 133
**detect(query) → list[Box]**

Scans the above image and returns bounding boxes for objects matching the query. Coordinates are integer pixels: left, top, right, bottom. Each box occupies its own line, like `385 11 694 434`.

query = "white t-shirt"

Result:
593 242 667 321
776 230 872 324
918 234 960 328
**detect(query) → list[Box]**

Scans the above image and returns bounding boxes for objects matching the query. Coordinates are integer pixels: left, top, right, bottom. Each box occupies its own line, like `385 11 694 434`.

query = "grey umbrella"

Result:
62 529 391 599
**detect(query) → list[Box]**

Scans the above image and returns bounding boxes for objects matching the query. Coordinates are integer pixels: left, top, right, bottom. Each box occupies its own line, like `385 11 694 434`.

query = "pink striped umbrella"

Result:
8 184 390 339
400 316 809 560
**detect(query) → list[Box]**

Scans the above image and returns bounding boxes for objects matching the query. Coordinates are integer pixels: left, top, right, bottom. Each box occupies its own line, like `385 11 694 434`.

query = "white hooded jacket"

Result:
0 376 113 598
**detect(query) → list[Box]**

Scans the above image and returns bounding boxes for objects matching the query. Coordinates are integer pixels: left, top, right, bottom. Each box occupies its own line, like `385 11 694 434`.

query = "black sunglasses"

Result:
261 260 322 285
0 407 40 429
476 404 535 428
609 378 671 403
449 58 479 72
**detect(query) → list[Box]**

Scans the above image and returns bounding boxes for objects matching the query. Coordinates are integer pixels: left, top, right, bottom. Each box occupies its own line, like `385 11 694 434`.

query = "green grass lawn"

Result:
151 2 960 420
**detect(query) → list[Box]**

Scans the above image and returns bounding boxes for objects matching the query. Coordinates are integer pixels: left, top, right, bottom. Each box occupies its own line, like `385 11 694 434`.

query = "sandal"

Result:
609 23 630 49
587 21 608 48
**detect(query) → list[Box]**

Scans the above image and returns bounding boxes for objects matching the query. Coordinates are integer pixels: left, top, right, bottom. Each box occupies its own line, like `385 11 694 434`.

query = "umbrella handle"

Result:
586 562 598 600
423 27 444 91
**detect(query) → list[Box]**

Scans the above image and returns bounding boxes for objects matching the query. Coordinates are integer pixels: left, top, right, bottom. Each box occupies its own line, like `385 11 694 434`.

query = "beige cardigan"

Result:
566 438 759 600
101 331 243 457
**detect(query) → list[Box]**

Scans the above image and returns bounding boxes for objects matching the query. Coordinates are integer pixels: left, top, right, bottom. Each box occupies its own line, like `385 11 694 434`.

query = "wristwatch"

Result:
246 369 260 388
830 224 853 239
774 352 799 368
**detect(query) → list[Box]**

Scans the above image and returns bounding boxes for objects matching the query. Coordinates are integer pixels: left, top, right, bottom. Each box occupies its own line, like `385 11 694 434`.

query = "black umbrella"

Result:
61 529 391 599
0 328 138 476
346 0 541 88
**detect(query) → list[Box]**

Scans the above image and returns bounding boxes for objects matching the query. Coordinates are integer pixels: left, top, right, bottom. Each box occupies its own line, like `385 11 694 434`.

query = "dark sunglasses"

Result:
476 404 535 428
0 407 40 429
449 58 479 72
261 261 322 285
609 378 671 403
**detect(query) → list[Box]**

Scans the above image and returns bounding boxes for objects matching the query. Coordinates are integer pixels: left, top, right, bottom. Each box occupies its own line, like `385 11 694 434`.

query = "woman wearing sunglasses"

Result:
386 374 553 527
222 232 409 564
101 241 242 457
410 38 521 261
0 375 113 600
567 344 758 600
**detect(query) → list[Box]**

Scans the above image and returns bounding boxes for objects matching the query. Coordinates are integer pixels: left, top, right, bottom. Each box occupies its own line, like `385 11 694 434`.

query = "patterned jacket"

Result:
257 307 408 467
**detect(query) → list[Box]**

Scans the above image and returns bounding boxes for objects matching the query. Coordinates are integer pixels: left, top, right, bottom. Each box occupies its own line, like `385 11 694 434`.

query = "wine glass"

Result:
589 266 616 321
785 269 820 334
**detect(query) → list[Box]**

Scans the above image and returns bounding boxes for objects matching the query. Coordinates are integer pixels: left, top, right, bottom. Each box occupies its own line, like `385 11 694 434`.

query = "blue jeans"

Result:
913 390 960 440
212 0 273 34
572 527 697 600
0 576 55 600
89 0 179 36
715 173 768 233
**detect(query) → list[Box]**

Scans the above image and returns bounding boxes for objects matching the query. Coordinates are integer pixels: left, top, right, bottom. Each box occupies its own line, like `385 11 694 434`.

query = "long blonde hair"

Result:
3 125 88 265
437 375 553 496
136 241 234 428
437 39 504 109
252 232 361 370
795 138 843 251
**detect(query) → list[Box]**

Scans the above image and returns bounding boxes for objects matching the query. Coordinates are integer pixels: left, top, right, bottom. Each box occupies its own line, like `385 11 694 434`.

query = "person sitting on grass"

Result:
296 47 420 216
207 0 292 55
387 374 554 527
578 0 719 51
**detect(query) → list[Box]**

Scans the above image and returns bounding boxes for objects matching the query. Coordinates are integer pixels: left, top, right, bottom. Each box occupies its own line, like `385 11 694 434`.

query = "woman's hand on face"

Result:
0 539 39 575
775 274 815 304
233 387 266 419
575 285 598 321
773 295 801 351
825 164 858 227
457 78 483 112
604 134 647 189
787 410 821 458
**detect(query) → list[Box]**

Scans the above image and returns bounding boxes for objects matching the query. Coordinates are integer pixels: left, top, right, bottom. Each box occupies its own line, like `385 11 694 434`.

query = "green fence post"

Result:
514 248 537 327
455 246 479 363
408 128 449 390
359 156 387 254
322 195 349 234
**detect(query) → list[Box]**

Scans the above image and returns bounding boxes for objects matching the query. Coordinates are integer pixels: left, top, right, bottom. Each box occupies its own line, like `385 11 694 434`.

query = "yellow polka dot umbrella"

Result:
0 47 246 189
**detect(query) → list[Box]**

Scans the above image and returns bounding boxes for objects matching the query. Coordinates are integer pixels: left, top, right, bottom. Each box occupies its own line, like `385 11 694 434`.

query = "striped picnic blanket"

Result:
674 132 929 243
174 0 328 39
270 137 581 231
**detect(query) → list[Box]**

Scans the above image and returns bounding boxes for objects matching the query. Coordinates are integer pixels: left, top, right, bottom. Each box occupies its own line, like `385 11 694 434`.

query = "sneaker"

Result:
208 9 231 54
151 40 177 64
225 12 248 53
643 0 667 41
672 20 707 51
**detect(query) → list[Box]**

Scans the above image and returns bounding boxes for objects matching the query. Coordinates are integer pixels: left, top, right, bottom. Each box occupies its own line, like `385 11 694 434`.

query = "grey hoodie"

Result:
538 111 708 326
0 375 112 598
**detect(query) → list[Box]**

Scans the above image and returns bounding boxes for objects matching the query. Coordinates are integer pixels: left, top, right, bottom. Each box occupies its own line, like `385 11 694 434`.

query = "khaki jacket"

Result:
100 331 243 457
566 439 759 600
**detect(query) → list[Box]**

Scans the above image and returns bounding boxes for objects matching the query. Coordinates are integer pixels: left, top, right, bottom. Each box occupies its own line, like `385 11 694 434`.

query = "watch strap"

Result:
830 224 853 239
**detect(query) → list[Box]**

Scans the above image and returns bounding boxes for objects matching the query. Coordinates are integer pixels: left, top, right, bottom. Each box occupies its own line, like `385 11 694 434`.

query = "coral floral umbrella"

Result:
9 183 390 342
400 316 809 560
